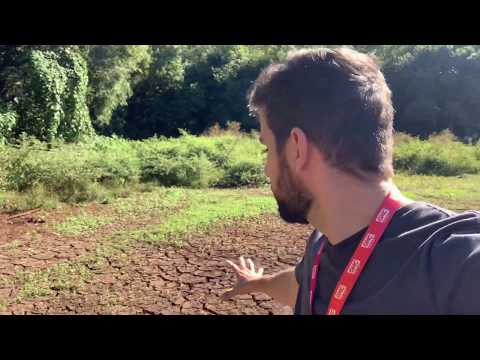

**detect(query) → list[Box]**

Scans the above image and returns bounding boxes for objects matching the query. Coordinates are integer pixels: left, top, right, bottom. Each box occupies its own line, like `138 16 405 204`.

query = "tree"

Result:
385 46 480 140
13 48 93 142
86 45 152 131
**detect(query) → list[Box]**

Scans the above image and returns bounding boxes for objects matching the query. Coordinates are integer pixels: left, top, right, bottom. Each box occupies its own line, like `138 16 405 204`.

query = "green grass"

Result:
0 185 60 213
128 188 277 246
52 187 188 237
110 187 188 216
16 262 92 300
54 212 113 236
395 173 480 211
0 239 22 251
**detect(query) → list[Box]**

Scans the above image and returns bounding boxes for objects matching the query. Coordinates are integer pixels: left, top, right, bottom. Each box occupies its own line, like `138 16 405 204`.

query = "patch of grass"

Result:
129 188 277 246
111 187 187 217
13 186 190 301
78 235 133 272
393 131 480 176
395 173 480 211
0 185 59 213
54 212 113 236
0 239 22 251
50 187 187 238
16 261 92 300
0 240 23 257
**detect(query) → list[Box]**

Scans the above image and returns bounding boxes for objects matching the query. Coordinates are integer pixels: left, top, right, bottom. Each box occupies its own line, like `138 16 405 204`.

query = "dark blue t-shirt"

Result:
294 201 480 314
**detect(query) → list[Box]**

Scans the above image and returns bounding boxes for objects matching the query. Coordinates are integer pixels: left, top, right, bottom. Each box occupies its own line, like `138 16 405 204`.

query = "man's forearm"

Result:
249 267 299 308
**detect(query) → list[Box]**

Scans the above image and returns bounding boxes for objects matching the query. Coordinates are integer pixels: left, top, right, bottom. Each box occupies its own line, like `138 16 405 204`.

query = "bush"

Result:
87 136 141 185
0 104 17 144
217 161 269 188
137 132 223 188
0 142 9 191
394 131 480 176
0 184 59 213
4 136 97 192
133 128 268 189
3 130 479 209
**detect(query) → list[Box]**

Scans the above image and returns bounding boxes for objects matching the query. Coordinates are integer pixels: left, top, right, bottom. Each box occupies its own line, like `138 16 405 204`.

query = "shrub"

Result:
394 131 480 176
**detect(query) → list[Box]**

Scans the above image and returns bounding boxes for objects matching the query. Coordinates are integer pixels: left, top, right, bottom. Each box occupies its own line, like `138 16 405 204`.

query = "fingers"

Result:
222 257 265 302
227 257 262 274
226 259 241 273
239 256 246 269
247 258 255 272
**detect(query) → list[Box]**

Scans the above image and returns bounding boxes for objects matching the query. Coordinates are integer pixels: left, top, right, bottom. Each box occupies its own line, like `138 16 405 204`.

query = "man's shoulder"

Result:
428 208 480 261
424 209 480 313
388 203 480 313
393 200 480 238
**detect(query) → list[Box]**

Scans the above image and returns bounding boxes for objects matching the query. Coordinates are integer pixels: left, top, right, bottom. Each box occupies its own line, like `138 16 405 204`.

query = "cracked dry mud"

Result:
0 208 312 315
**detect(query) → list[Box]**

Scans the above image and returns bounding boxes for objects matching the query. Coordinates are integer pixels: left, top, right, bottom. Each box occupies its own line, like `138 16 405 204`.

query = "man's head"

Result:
248 47 395 224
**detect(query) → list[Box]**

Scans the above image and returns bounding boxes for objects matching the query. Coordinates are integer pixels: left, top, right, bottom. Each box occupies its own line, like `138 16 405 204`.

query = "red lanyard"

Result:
309 191 404 315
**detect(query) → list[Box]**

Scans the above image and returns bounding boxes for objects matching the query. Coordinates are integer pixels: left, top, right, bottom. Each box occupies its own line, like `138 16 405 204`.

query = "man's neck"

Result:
308 176 413 246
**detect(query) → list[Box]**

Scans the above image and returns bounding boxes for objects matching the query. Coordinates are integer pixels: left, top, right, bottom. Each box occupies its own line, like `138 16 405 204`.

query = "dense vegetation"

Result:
1 126 479 211
2 45 480 143
1 45 480 210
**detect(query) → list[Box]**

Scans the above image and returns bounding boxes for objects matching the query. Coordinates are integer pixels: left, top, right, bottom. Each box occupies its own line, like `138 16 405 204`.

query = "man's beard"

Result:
273 161 313 225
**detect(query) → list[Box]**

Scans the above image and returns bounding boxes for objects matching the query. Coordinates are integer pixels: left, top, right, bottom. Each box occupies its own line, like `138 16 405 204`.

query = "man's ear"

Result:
289 127 309 172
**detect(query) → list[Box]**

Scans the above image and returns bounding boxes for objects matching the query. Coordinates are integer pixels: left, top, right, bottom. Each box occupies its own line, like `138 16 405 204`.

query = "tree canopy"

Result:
1 45 479 143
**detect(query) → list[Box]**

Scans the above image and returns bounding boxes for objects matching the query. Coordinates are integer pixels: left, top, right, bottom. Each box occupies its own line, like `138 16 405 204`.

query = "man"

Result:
222 47 480 315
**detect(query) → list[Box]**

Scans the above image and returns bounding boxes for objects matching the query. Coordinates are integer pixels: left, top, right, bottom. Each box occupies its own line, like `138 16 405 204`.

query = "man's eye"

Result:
263 148 268 153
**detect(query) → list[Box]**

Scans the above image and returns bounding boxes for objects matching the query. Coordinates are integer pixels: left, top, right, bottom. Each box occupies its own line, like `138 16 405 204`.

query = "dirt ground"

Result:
0 209 313 315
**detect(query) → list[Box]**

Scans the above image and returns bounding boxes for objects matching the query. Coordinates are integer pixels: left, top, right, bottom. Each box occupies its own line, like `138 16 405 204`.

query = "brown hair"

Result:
248 47 395 180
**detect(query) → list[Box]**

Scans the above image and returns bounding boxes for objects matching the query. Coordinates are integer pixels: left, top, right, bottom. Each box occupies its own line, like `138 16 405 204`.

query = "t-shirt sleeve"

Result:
431 233 480 314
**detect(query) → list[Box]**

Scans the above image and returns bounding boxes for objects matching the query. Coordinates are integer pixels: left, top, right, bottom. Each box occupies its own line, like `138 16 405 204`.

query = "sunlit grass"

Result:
126 188 277 246
395 173 480 211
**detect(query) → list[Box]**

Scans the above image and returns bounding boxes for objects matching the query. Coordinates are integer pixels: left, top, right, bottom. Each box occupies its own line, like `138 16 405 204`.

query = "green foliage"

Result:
0 103 17 143
87 45 152 130
2 45 480 143
120 45 276 138
0 129 269 206
87 135 141 185
0 183 59 213
112 45 480 141
394 130 480 176
1 134 145 203
138 131 224 188
218 161 268 188
14 49 93 142
2 122 480 210
57 50 93 142
382 46 480 141
54 212 113 236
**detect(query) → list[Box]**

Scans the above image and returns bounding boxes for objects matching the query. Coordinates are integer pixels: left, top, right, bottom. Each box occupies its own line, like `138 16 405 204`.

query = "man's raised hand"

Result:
222 256 265 300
